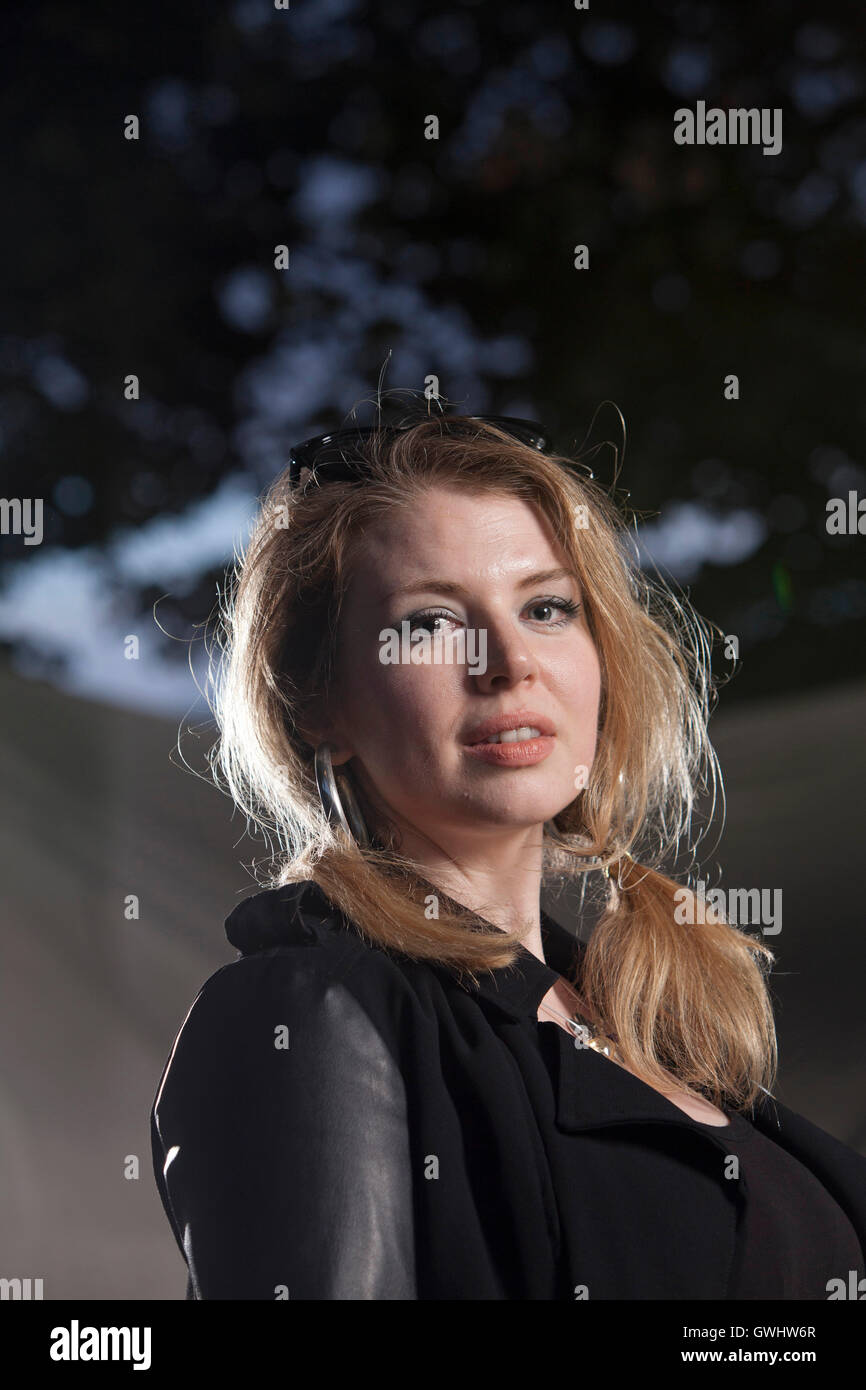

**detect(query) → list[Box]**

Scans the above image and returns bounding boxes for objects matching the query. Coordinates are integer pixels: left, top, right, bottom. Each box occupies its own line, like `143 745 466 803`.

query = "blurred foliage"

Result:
1 0 865 703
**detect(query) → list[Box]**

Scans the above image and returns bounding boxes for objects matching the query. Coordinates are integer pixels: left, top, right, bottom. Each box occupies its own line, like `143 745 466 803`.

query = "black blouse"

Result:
685 1108 865 1299
150 878 866 1300
437 875 866 1299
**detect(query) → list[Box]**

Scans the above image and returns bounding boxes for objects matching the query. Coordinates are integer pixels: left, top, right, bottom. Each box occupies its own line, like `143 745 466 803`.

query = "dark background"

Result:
0 0 864 1297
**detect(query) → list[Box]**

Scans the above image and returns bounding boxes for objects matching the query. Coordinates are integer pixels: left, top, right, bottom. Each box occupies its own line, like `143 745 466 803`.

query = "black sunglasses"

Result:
287 415 554 488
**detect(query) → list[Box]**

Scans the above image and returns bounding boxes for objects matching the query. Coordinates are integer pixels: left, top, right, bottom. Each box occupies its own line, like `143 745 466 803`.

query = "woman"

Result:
151 408 866 1300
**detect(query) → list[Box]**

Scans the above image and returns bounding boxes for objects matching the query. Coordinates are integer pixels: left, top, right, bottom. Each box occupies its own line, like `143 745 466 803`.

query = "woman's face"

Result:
323 485 602 846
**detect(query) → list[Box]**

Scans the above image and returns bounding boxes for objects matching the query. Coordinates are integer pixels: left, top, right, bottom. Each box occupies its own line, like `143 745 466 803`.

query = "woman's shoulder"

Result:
223 879 357 956
763 1090 866 1173
152 881 427 1130
222 878 424 987
166 880 422 1062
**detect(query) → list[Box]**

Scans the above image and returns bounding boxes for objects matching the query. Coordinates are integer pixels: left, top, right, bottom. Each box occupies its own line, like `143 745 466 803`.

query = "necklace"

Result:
538 997 622 1063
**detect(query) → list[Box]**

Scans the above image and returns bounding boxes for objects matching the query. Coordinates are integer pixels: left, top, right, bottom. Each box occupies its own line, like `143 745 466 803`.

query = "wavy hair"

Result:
207 406 777 1111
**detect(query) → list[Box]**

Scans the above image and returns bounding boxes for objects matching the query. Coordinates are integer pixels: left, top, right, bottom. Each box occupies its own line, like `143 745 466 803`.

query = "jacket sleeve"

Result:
150 949 418 1300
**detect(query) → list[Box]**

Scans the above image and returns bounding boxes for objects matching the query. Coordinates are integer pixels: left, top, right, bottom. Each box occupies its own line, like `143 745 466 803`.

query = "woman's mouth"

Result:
463 726 556 766
479 725 541 744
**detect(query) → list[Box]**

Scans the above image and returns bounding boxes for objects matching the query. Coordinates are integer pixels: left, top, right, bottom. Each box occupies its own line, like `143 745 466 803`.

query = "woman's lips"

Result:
463 735 556 766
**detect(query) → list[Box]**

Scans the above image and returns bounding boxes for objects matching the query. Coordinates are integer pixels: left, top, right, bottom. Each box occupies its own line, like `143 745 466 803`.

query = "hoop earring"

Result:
314 743 371 848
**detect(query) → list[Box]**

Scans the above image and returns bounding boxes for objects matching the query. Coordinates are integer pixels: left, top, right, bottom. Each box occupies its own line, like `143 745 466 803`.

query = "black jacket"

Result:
150 879 866 1300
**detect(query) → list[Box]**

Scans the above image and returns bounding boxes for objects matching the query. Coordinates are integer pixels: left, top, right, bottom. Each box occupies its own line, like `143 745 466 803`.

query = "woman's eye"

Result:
403 598 581 633
526 597 582 625
405 609 459 635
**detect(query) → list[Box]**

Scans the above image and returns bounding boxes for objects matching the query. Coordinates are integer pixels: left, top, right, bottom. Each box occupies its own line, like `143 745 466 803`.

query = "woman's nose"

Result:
470 617 540 691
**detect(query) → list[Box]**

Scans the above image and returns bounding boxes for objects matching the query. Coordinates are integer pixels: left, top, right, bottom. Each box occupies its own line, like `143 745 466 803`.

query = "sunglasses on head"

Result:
287 414 554 488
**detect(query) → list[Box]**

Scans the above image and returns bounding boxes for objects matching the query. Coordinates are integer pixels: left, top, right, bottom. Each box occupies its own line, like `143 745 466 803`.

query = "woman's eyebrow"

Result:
382 568 577 602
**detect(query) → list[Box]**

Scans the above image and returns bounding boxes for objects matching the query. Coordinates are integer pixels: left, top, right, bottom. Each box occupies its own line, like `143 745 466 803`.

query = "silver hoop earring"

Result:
314 743 371 848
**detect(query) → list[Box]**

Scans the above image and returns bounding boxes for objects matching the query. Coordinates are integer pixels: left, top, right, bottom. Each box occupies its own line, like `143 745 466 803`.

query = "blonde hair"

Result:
208 407 777 1111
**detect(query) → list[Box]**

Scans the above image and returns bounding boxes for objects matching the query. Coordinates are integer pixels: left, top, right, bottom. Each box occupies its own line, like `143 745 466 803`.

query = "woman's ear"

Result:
294 695 331 749
295 715 323 749
296 714 354 767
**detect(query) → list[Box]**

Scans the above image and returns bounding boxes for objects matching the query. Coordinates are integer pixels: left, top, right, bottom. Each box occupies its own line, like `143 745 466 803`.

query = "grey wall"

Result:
1 669 863 1298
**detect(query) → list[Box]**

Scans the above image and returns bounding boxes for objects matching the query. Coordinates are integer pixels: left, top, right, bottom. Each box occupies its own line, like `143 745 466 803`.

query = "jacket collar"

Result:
549 1026 780 1138
461 906 583 1018
225 880 333 954
225 877 575 993
421 883 786 1142
405 873 580 1018
227 877 783 1143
